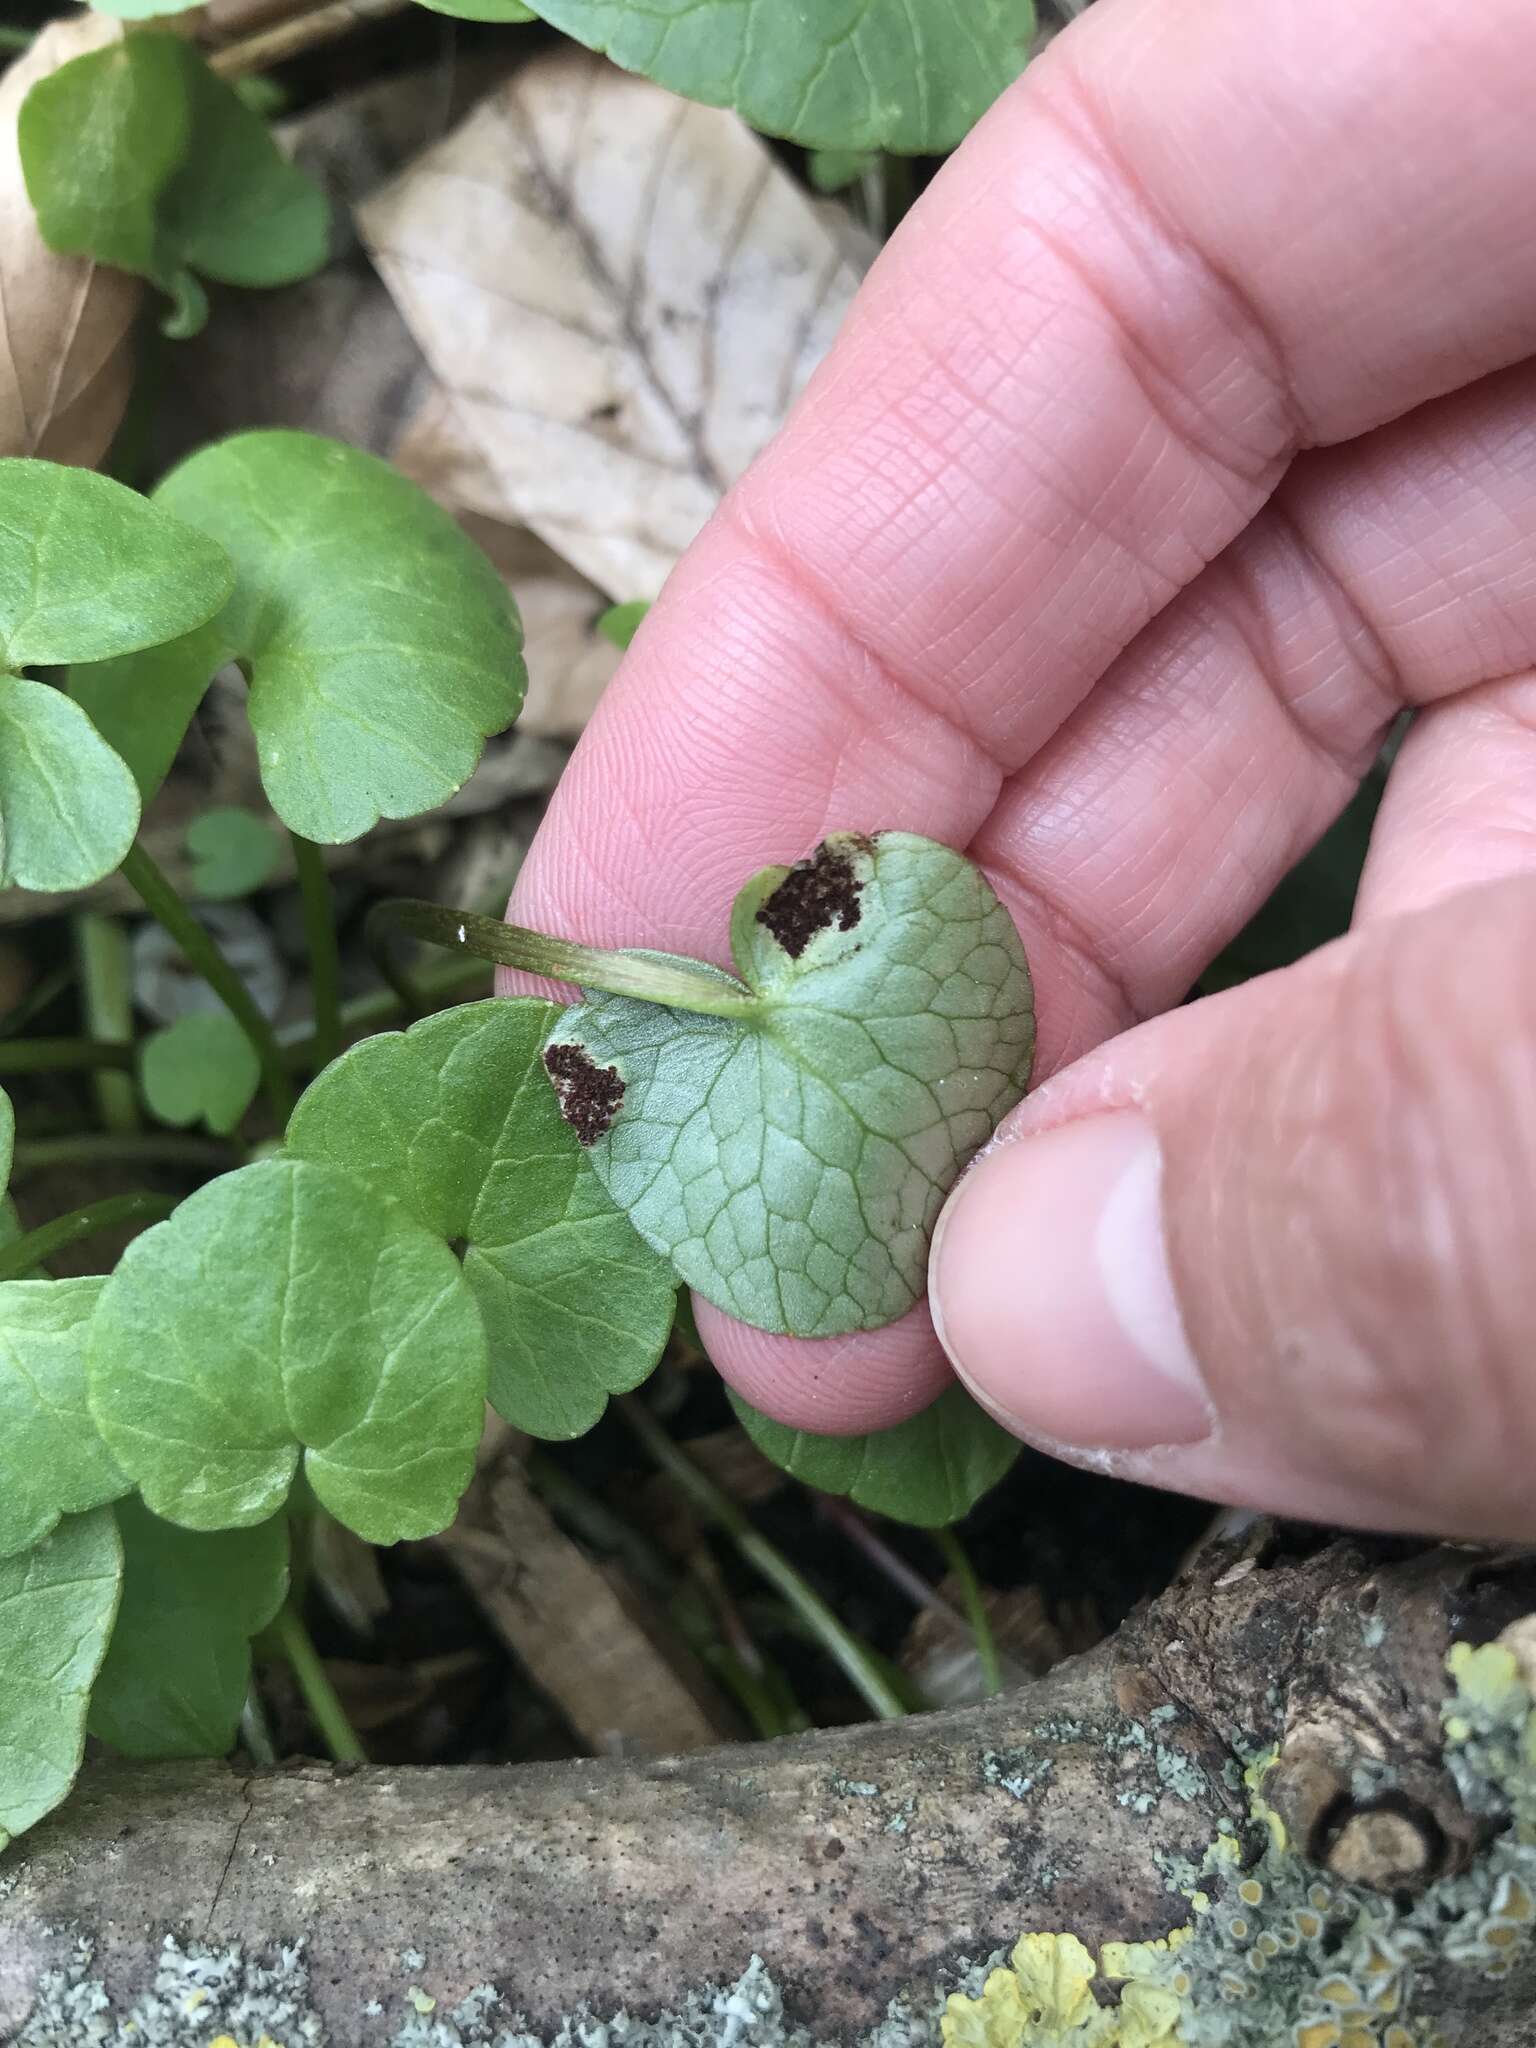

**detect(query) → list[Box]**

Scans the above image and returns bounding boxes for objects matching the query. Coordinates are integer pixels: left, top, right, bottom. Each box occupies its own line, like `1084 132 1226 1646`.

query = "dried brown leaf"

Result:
0 18 141 465
359 48 870 600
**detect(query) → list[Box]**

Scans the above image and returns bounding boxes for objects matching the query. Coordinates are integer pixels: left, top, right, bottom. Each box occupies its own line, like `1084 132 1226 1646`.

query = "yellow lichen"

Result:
941 1931 1186 2045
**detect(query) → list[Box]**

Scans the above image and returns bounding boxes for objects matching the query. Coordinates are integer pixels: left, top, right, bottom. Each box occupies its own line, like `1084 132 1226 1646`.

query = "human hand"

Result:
508 0 1536 1542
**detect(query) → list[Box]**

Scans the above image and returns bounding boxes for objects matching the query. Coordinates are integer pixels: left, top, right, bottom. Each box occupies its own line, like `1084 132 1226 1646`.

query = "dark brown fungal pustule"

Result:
543 1042 625 1145
756 838 869 959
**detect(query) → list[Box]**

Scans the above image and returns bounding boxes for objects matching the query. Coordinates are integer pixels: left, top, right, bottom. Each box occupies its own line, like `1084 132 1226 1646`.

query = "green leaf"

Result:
415 0 536 16
519 0 1036 154
596 599 649 651
89 1497 287 1758
18 35 329 335
807 149 874 194
0 1506 122 1852
88 1157 487 1543
90 433 527 844
0 1085 12 1193
545 832 1034 1338
731 1383 1020 1527
287 1000 675 1438
69 620 226 807
184 806 283 901
0 459 232 671
139 1011 261 1135
0 679 141 891
0 1279 128 1559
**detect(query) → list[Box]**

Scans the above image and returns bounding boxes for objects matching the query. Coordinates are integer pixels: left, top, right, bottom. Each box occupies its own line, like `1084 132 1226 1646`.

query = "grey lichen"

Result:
16 1932 325 2047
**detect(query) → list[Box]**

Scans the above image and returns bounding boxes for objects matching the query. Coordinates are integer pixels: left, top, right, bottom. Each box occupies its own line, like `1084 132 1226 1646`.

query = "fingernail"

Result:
930 1109 1213 1451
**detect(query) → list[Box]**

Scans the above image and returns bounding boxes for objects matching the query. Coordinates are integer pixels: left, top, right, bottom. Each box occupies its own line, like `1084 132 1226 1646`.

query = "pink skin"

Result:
506 0 1536 1438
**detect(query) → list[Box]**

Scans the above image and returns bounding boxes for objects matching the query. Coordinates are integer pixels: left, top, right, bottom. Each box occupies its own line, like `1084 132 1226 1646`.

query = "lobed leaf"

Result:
518 0 1036 154
0 458 232 670
730 1383 1021 1528
87 1156 488 1543
0 1506 122 1852
287 1000 676 1438
139 1011 261 1136
74 433 527 845
88 1497 288 1758
0 678 141 891
0 1279 128 1559
18 36 329 335
545 832 1034 1338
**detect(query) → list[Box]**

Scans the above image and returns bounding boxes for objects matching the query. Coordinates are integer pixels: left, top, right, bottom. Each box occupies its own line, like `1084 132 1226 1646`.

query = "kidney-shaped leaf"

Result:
0 458 231 670
19 35 329 336
0 1278 127 1559
731 1383 1021 1528
88 1156 487 1543
77 434 527 844
140 1010 261 1135
522 0 1036 154
545 832 1034 1338
0 1506 122 1852
0 677 140 890
288 999 675 1438
89 1496 288 1758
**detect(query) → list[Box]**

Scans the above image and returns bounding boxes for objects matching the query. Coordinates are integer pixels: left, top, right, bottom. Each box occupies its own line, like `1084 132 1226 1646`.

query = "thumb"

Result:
928 874 1536 1540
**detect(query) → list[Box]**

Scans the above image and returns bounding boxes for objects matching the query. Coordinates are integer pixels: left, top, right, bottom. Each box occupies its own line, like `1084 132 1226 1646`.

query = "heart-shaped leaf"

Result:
18 35 329 336
0 677 140 890
88 1497 288 1758
73 433 527 844
0 1278 128 1559
69 619 225 808
0 458 232 670
544 832 1034 1338
184 806 282 901
287 1000 675 1438
140 1010 261 1135
0 1506 122 1851
88 1156 488 1543
730 1384 1021 1528
519 0 1036 154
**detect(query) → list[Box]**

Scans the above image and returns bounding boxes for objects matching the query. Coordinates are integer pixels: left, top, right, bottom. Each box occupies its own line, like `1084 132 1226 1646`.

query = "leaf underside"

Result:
522 0 1036 154
546 832 1035 1339
731 1383 1021 1527
287 999 676 1438
87 1156 488 1543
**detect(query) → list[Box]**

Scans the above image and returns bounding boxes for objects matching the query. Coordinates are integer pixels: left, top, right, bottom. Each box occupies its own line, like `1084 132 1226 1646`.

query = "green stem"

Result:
0 963 76 1040
618 1397 906 1723
271 1602 367 1765
936 1526 1002 1698
0 1192 178 1281
121 842 294 1128
73 914 139 1135
367 899 757 1020
0 24 34 50
0 1038 134 1076
289 834 343 1071
13 1133 238 1174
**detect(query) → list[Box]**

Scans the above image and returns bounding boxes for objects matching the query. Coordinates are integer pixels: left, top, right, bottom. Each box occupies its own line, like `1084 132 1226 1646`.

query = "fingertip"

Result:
695 1295 953 1436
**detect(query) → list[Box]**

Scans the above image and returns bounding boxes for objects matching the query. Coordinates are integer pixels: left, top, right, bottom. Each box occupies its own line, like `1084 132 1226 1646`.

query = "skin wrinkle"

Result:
510 0 1536 1450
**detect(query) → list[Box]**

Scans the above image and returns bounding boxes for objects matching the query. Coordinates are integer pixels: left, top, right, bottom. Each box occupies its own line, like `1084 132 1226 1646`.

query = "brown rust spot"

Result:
543 1042 625 1146
756 839 867 959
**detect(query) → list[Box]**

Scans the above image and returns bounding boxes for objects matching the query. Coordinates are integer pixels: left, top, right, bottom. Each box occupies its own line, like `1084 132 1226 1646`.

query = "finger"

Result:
976 359 1536 1073
1354 674 1536 923
928 876 1536 1539
515 0 1536 967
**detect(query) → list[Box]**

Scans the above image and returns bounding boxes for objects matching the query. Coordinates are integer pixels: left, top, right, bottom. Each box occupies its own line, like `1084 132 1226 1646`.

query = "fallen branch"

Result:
2 1528 1532 2042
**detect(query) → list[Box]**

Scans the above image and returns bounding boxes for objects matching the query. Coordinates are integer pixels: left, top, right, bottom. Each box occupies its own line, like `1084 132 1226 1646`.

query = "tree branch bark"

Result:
3 1528 1533 2042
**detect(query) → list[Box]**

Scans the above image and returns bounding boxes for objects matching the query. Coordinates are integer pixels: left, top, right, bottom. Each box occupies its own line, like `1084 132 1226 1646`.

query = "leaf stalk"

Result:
0 1192 179 1282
